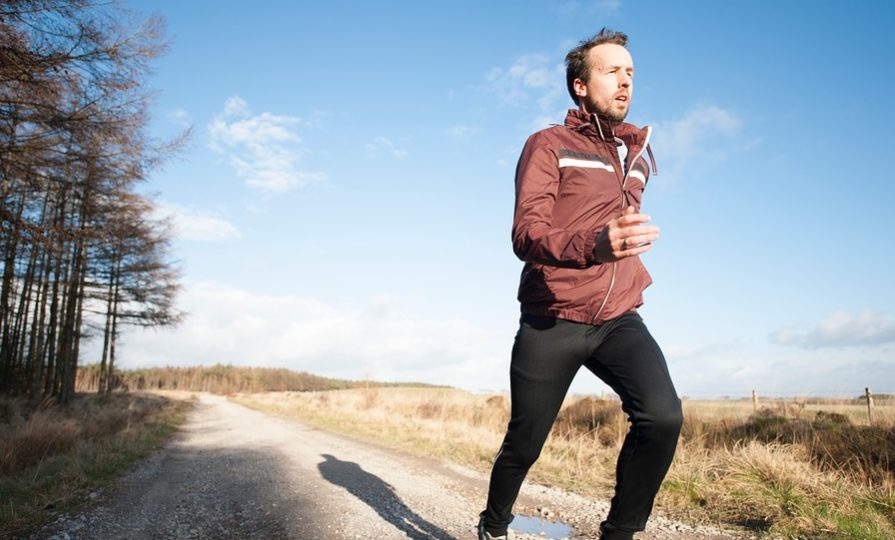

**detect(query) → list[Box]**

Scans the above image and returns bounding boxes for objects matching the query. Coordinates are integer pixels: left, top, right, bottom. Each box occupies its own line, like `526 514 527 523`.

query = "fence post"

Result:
752 389 758 412
866 387 875 425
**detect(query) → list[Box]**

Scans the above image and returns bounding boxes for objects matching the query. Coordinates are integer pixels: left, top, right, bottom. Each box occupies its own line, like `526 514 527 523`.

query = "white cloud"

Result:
103 282 509 391
167 108 191 128
154 202 242 242
771 309 895 349
485 54 566 109
223 95 250 117
650 105 746 183
654 105 740 156
207 96 325 193
365 136 408 159
652 337 895 398
483 54 569 133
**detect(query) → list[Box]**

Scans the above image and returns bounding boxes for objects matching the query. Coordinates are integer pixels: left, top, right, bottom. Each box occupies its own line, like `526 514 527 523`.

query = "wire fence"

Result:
679 388 894 400
670 387 895 427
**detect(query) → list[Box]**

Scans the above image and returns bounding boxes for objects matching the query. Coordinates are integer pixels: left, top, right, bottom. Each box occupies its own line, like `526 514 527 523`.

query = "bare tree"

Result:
0 1 187 402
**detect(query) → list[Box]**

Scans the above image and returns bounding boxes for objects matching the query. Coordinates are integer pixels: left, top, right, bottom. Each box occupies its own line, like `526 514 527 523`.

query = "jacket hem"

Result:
520 306 605 325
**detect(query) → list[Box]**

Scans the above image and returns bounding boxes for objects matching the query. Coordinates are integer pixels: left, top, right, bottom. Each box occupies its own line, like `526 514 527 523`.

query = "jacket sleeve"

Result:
511 136 600 268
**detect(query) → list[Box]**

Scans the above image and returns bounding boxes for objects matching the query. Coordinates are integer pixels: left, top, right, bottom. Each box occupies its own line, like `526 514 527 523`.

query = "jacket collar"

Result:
563 108 648 147
563 108 657 176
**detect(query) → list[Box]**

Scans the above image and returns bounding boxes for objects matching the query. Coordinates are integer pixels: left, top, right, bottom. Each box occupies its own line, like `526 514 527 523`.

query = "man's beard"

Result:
584 95 629 125
602 106 628 124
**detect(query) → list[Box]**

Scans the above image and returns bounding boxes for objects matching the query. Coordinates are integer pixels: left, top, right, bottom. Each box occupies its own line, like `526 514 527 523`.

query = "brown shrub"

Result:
554 397 623 438
485 395 508 411
683 407 895 484
0 411 81 473
465 398 507 430
0 393 177 475
417 400 443 419
813 410 851 426
0 396 24 425
469 396 510 429
359 389 379 410
597 425 618 447
805 423 894 482
81 408 130 438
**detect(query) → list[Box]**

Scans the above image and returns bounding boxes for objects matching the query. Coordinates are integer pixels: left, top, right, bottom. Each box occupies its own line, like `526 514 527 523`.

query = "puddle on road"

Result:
510 515 575 539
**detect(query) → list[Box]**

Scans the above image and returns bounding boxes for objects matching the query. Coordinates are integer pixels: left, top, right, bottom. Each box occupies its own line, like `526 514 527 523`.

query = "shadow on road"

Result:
318 454 455 540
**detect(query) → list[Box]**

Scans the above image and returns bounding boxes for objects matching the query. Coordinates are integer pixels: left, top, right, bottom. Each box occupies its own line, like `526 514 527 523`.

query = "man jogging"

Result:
478 29 683 540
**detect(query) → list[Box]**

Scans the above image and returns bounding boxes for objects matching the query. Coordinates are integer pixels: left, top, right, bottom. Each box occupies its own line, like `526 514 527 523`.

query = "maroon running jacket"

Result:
512 109 658 325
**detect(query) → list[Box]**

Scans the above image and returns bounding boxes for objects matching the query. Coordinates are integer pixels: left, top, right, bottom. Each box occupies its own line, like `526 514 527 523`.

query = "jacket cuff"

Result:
584 228 601 266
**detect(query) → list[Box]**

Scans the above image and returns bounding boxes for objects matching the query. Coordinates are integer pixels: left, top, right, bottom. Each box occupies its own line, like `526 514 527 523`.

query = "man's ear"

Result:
573 78 587 99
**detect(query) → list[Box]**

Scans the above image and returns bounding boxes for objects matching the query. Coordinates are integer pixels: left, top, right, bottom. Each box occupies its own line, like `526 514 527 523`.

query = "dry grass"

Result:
0 392 194 537
236 388 510 471
236 388 895 539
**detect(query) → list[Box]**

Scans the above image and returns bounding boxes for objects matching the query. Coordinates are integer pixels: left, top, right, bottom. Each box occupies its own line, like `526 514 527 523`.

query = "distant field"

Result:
679 396 892 426
235 388 895 540
75 363 445 394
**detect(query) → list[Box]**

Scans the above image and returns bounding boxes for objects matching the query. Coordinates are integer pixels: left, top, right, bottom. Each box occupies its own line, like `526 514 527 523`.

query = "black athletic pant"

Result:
482 312 682 540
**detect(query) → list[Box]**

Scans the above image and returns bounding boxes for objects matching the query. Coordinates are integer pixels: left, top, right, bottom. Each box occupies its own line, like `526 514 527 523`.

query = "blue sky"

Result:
102 0 895 398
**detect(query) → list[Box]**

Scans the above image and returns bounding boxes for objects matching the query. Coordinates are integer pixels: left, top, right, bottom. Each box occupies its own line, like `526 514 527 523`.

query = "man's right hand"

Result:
593 206 660 264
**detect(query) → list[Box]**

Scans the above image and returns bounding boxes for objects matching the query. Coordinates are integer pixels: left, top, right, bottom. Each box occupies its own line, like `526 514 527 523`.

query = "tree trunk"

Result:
11 228 40 392
0 196 25 391
0 111 20 392
43 186 70 396
99 250 119 394
30 245 53 404
26 190 53 401
66 249 88 402
107 259 122 395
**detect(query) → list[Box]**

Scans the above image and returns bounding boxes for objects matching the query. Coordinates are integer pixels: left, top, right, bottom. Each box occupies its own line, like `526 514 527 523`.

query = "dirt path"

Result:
34 394 751 540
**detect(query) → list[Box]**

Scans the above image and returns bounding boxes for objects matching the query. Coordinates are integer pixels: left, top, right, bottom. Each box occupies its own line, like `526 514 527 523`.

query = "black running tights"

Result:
482 312 683 540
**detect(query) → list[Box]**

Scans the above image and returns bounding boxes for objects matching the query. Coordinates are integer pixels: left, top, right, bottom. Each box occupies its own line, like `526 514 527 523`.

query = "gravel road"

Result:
33 394 753 540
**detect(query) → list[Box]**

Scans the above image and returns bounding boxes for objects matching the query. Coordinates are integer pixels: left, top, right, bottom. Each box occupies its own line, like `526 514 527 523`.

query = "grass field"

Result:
235 388 895 539
0 391 194 537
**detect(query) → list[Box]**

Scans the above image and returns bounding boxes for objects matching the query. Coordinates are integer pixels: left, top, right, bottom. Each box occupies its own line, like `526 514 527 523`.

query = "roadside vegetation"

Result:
1 364 435 536
0 392 193 537
1 3 194 533
76 363 446 394
235 388 895 540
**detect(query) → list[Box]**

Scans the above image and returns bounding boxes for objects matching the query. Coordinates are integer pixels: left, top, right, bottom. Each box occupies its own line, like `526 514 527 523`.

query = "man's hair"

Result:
565 28 629 106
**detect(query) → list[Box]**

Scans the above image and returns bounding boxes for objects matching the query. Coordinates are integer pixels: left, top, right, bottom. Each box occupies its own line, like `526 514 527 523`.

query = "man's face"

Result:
574 44 634 124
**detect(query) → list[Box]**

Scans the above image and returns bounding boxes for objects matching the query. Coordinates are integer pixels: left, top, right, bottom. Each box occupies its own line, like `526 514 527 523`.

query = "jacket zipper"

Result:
622 126 652 192
592 125 652 323
594 264 617 322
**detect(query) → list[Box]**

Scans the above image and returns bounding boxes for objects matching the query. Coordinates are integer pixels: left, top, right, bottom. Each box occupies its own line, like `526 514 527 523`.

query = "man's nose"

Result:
619 73 632 87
